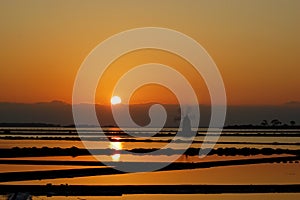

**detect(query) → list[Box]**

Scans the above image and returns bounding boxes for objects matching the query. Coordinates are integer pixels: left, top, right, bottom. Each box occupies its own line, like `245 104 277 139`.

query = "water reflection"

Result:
111 153 121 161
109 137 123 161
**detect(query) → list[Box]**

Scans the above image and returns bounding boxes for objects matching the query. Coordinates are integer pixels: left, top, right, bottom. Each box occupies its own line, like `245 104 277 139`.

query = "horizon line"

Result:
0 100 300 107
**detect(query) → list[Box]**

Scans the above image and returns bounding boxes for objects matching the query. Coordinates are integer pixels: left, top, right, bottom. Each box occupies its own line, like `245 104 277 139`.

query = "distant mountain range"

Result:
0 101 299 127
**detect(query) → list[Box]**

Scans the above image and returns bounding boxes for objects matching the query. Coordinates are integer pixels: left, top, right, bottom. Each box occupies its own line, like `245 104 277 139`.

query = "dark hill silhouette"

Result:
0 101 299 127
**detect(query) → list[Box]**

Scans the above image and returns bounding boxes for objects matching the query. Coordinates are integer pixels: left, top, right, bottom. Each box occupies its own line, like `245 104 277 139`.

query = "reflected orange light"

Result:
109 141 122 150
109 141 123 161
111 153 121 162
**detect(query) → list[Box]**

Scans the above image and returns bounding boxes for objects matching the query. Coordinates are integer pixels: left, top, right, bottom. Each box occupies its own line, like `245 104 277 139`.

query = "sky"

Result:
0 0 299 105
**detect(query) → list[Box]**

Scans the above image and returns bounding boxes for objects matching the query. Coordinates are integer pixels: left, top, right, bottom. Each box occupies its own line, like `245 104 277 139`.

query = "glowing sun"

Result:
111 96 122 105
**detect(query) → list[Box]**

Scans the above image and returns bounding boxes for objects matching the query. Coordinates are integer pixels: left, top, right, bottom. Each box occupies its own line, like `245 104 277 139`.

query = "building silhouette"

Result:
181 115 194 137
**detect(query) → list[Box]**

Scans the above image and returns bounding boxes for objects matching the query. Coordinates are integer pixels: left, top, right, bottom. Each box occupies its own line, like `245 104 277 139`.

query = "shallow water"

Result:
0 128 299 199
2 162 299 185
0 193 299 200
50 193 300 200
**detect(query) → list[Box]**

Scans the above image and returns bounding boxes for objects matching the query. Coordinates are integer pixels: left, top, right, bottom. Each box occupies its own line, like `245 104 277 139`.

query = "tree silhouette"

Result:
271 119 282 127
290 121 296 126
261 120 268 127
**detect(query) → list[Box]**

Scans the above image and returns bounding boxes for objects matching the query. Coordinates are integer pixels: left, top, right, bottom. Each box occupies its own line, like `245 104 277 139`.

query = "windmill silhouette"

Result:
181 114 194 137
174 107 195 137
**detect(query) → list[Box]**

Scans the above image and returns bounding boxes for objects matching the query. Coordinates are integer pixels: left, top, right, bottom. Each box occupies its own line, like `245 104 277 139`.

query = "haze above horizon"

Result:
0 1 299 105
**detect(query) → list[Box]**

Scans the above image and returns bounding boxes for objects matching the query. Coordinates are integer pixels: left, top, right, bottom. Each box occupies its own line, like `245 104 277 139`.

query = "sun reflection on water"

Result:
111 153 121 161
109 141 122 150
109 137 123 161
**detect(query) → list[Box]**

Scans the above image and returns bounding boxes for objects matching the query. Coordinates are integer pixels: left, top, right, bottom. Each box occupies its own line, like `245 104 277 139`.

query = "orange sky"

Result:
0 1 299 105
96 49 209 105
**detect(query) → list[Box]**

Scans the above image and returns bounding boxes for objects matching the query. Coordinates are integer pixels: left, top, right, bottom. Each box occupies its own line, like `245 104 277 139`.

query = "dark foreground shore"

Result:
0 184 300 196
0 155 299 182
